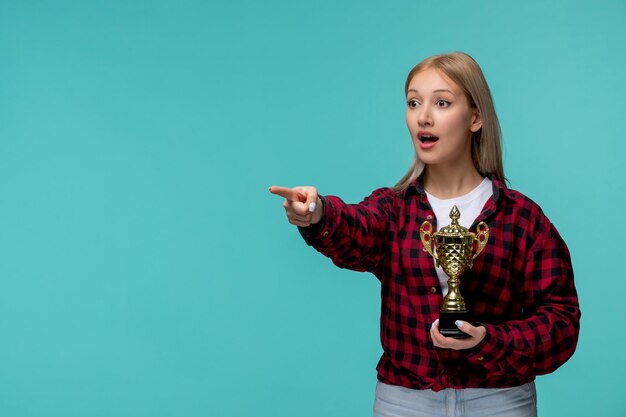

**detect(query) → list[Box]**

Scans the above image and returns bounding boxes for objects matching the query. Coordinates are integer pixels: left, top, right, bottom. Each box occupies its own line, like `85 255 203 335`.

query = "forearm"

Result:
299 189 395 273
466 301 580 377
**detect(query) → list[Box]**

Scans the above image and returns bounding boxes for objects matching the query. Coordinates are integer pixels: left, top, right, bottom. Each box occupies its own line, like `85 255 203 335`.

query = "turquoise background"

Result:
1 0 624 416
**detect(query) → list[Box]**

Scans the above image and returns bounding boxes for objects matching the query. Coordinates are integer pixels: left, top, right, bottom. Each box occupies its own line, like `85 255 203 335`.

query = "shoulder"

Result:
502 188 544 214
365 186 403 201
496 183 553 235
354 187 403 215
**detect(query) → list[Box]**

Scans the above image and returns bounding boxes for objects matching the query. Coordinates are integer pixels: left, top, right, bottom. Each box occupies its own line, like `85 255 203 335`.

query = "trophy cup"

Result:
419 206 489 339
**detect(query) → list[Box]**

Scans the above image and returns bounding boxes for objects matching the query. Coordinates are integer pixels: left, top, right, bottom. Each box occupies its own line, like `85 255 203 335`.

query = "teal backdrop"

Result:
1 0 624 416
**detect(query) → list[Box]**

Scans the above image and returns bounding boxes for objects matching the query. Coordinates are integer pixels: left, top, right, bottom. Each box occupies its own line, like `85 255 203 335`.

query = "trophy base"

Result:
439 310 470 339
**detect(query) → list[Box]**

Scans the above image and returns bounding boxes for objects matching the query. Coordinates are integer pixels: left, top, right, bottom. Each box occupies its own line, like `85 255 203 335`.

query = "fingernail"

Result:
455 320 464 328
431 318 439 329
308 202 316 213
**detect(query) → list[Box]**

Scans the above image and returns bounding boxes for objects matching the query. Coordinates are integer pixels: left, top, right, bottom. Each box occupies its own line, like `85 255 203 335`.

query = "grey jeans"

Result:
373 381 537 417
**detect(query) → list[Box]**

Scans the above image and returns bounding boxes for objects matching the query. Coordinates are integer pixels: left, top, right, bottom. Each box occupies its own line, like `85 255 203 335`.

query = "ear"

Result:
470 109 483 133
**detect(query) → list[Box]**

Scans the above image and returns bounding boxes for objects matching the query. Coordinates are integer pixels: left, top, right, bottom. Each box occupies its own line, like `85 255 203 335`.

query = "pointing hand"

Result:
269 185 323 227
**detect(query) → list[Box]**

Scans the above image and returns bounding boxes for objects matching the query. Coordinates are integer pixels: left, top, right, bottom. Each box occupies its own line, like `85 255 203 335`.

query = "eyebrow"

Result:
407 88 456 95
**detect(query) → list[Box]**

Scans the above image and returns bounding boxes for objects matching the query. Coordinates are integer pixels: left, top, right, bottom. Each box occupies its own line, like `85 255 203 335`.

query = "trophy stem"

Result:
441 276 466 312
439 276 470 339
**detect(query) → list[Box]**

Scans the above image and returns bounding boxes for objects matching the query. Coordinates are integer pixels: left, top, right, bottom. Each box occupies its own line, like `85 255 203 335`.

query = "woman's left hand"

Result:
430 319 486 350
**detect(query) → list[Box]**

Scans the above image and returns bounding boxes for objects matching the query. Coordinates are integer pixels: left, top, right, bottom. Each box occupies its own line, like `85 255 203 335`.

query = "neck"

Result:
423 163 484 199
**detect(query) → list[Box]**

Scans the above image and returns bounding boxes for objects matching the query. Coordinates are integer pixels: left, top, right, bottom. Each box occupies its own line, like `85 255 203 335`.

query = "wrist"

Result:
310 196 324 224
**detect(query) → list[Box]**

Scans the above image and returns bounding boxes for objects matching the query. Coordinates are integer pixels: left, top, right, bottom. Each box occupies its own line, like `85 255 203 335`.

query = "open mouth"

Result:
419 134 439 143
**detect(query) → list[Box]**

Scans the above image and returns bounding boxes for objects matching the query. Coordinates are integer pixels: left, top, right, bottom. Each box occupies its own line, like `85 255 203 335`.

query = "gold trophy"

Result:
420 206 489 339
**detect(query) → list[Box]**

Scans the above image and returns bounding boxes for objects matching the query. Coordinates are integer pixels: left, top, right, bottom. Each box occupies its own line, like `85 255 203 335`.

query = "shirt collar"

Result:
405 174 515 203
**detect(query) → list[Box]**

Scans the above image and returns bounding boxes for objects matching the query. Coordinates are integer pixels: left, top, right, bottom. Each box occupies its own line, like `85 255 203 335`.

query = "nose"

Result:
417 104 433 127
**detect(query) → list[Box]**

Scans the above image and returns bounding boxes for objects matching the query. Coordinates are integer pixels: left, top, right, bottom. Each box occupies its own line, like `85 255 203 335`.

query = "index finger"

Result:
268 186 305 202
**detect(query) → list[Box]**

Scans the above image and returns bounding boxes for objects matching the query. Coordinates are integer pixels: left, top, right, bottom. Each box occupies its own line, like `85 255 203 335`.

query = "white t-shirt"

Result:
425 177 493 295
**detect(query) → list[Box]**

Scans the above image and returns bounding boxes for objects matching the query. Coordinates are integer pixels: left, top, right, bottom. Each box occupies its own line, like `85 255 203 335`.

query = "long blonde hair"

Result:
394 52 505 191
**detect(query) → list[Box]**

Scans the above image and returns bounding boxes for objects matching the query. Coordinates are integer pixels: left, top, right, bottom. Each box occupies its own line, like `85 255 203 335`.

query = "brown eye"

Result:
407 99 419 108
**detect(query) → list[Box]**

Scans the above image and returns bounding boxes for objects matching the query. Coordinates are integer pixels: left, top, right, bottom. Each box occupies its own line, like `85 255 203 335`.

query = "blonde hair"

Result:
394 52 505 191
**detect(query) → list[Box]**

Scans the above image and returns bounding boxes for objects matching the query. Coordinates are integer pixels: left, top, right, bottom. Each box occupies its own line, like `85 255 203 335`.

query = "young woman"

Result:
269 52 580 417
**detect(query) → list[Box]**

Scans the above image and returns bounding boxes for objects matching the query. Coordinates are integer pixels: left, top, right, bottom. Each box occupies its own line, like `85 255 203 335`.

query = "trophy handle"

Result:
472 221 489 260
419 221 438 264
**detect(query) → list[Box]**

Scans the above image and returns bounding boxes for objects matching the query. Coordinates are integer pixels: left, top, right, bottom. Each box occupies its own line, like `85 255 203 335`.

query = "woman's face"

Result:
405 68 482 168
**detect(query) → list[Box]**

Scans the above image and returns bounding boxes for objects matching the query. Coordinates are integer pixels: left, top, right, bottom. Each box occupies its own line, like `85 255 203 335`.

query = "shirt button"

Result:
477 356 484 361
426 215 433 221
430 287 437 294
322 231 329 237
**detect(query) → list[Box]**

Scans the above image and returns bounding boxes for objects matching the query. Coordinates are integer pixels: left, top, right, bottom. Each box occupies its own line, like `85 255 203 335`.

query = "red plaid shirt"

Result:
299 177 580 391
